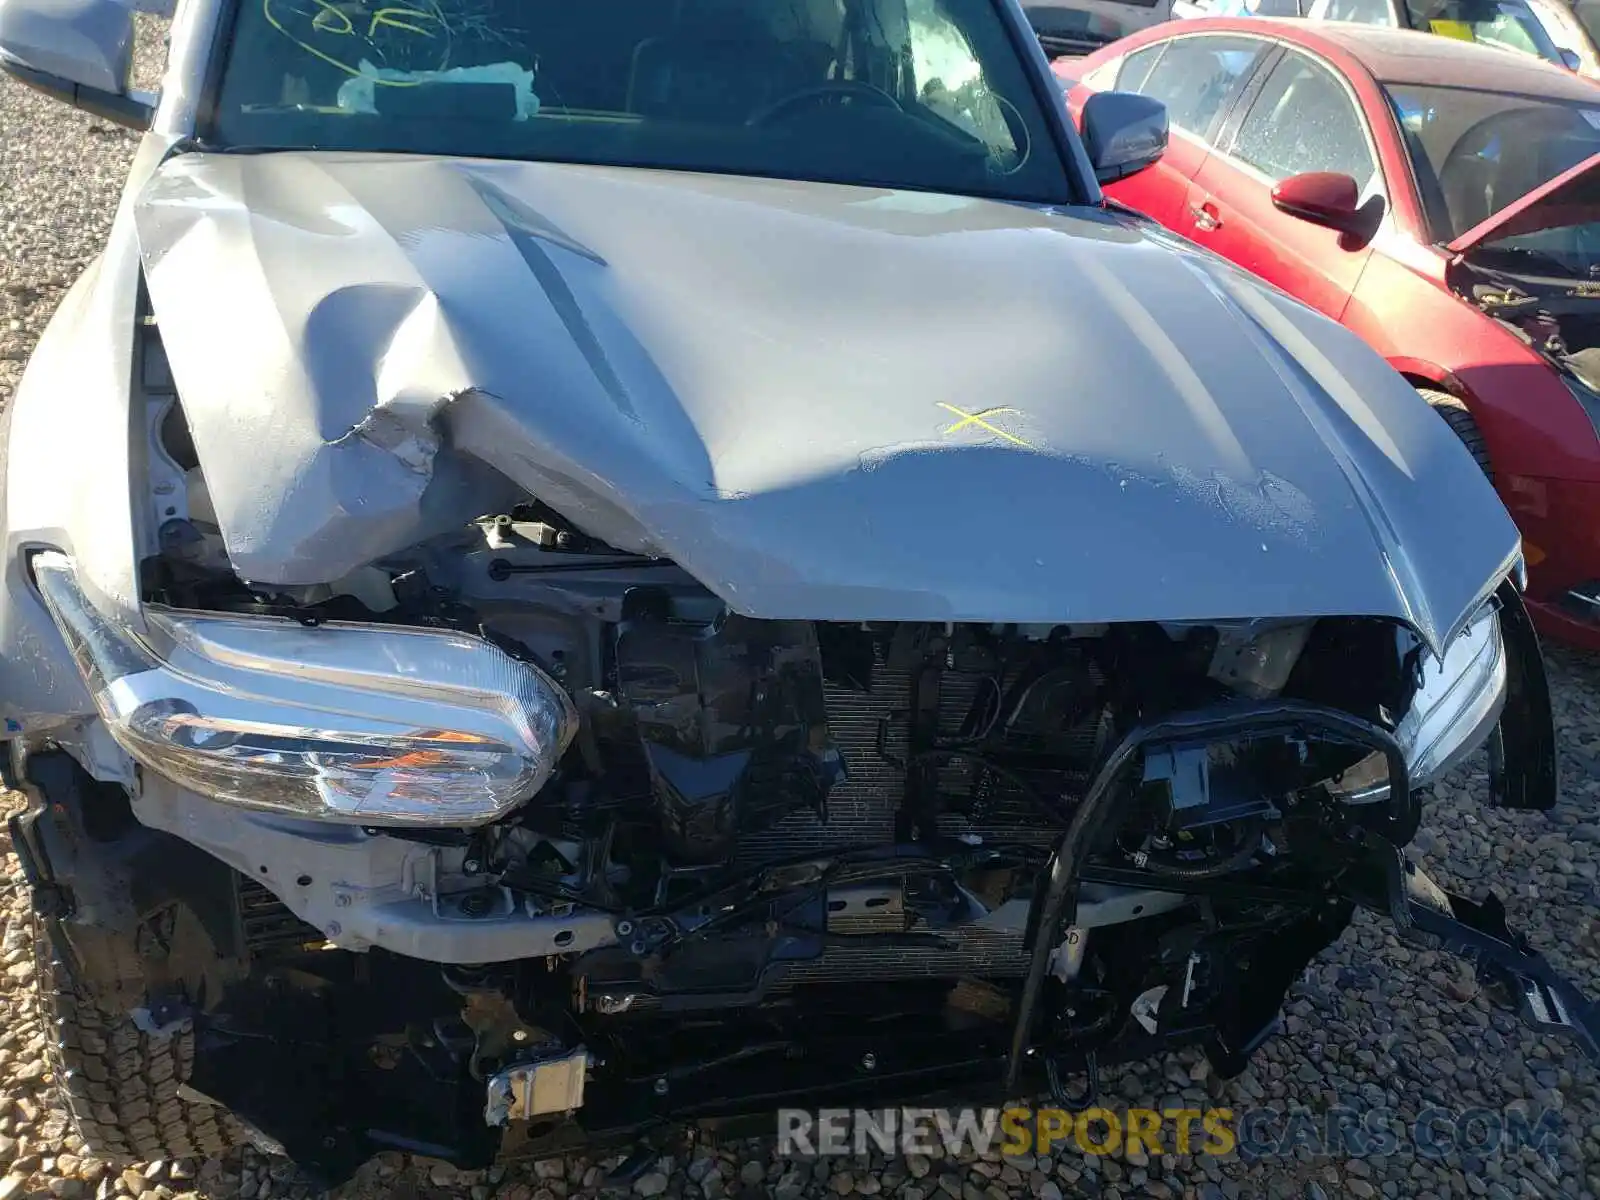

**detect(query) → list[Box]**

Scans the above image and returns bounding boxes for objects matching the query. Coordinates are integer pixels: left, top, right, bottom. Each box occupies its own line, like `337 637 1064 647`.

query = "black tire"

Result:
1418 386 1493 482
34 919 244 1164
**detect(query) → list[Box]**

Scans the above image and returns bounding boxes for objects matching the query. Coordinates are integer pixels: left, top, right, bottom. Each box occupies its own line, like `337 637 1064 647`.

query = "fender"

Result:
5 748 248 1008
1489 578 1559 811
1387 356 1469 398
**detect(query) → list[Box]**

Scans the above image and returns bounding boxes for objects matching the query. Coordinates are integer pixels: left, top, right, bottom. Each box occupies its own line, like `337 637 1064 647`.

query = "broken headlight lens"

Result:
1328 600 1506 805
33 551 577 826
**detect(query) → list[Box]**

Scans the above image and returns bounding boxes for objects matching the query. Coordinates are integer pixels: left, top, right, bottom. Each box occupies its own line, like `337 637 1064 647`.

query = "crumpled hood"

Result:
133 153 1519 652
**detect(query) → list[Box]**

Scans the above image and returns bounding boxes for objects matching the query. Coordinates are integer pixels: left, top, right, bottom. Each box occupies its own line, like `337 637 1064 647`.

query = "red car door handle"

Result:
1189 202 1222 232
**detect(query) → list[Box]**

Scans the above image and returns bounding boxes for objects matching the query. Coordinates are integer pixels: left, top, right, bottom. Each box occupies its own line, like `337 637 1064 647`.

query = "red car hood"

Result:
1448 151 1600 255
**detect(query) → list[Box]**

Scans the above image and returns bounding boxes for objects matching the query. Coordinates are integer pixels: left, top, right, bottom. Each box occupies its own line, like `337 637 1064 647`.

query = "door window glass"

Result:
1128 35 1266 139
1117 44 1164 93
1230 52 1378 190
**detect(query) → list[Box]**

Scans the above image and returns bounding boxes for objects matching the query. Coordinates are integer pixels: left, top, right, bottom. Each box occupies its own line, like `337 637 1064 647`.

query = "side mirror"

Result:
1080 91 1168 184
1561 47 1583 71
1271 171 1375 237
0 0 152 129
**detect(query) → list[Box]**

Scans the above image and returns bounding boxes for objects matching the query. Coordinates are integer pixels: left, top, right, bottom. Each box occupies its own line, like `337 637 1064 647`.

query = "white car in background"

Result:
1171 0 1312 18
1168 0 1591 71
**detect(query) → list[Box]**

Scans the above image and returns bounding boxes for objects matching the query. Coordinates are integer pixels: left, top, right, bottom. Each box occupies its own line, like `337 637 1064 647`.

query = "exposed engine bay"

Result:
8 395 1581 1180
1451 249 1600 388
5 0 1599 1174
1 297 1585 1186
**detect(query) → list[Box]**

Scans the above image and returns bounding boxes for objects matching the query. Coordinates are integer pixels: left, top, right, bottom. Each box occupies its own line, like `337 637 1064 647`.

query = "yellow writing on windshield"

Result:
308 0 352 34
368 7 437 37
262 0 448 82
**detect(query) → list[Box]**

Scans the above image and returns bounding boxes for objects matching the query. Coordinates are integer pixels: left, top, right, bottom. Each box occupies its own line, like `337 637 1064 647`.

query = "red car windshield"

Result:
1388 81 1600 269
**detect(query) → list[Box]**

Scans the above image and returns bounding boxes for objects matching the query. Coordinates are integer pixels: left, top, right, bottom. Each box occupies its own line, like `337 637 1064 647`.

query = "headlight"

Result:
1329 601 1506 804
33 551 577 826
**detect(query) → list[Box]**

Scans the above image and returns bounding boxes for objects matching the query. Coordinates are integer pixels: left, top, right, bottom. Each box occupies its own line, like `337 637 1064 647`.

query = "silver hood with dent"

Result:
131 152 1519 653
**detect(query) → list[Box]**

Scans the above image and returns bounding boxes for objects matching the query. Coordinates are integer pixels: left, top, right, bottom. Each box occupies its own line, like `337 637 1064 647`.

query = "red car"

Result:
1058 21 1600 649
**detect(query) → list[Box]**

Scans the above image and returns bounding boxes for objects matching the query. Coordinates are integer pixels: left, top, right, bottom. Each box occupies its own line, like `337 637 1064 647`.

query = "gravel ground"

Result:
2 21 1599 1200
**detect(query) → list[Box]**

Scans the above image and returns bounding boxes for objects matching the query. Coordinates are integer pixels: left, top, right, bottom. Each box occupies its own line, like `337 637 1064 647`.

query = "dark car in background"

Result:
1026 0 1177 54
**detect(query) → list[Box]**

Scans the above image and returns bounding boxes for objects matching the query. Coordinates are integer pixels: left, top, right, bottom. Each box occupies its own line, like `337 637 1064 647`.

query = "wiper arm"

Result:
160 137 298 164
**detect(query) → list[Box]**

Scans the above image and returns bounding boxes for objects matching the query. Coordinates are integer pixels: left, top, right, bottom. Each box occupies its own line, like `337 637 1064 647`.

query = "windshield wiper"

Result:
1479 243 1592 279
160 137 301 163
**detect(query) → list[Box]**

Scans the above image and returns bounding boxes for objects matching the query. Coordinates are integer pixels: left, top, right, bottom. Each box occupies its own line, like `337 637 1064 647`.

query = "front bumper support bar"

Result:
1348 835 1600 1062
1004 699 1411 1093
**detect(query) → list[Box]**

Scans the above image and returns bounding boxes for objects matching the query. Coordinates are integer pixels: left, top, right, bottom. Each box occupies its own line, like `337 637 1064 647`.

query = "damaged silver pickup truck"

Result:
0 0 1590 1182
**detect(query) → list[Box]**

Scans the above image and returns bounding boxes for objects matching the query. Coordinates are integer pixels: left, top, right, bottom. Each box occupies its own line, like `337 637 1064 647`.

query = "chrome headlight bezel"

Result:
1329 599 1507 805
33 551 578 826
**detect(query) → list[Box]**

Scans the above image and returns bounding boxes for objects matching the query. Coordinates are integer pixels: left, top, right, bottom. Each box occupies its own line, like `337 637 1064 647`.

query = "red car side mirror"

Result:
1271 171 1368 236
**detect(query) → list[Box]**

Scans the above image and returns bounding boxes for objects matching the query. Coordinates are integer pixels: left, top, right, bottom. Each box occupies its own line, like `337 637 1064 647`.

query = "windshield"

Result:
1387 80 1600 260
1400 0 1567 64
209 0 1075 203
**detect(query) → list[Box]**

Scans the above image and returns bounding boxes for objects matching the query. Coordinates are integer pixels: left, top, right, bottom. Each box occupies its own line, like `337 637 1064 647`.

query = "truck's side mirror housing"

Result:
0 0 153 129
1080 91 1168 184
